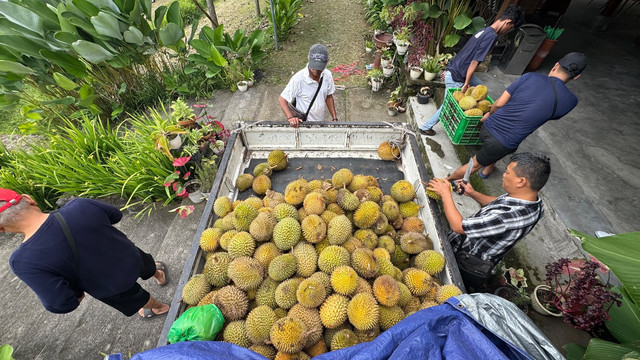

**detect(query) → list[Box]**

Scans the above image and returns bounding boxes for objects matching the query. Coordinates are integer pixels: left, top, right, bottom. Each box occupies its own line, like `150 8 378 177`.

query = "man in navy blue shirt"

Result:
0 189 170 319
419 5 524 136
445 52 587 183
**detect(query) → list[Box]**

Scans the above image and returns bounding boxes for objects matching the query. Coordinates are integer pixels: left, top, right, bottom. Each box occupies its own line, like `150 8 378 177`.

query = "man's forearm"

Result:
278 96 295 118
441 194 464 234
468 191 497 207
326 95 337 119
465 61 479 85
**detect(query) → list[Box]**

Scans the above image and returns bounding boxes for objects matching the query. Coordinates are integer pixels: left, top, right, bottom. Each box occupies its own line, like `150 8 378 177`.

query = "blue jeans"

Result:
420 71 482 131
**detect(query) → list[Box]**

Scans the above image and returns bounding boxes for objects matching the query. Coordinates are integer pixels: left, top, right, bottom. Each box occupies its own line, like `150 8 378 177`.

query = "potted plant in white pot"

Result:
365 40 374 54
237 80 248 92
409 62 423 80
367 69 384 92
394 26 411 55
381 49 393 68
382 63 395 77
421 55 441 81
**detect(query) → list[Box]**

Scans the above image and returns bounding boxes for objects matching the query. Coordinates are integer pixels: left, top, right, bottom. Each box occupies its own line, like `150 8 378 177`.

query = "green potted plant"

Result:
416 86 433 104
394 26 411 55
421 55 442 81
365 39 374 54
171 98 197 128
367 69 384 92
493 266 531 314
242 69 255 87
527 26 565 72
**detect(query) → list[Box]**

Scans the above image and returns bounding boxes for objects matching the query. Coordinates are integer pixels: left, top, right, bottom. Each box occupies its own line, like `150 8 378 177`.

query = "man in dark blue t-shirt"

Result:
445 52 587 183
0 189 170 319
419 6 524 136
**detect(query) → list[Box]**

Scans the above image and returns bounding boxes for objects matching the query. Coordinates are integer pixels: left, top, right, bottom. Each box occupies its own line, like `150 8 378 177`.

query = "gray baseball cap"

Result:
308 44 329 71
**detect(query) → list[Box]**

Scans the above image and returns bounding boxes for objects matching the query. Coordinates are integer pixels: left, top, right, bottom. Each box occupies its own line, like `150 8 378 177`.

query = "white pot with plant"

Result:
367 69 384 92
365 40 373 54
387 105 398 116
167 133 182 150
382 63 394 77
237 81 248 92
394 26 411 56
243 70 255 87
184 179 205 204
409 65 423 80
421 55 441 81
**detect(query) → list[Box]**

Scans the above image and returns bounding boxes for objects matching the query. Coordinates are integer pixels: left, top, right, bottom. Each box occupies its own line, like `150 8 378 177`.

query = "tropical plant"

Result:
388 86 403 106
366 68 384 80
564 230 640 360
543 26 564 40
421 55 442 73
267 0 303 41
179 0 206 26
394 26 412 44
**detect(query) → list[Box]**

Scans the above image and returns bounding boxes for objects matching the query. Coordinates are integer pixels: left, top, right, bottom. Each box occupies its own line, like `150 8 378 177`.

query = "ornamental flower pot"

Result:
185 179 205 204
424 71 437 81
417 86 433 104
387 106 398 116
371 78 383 92
531 285 562 317
237 81 248 92
396 41 409 55
409 66 423 79
167 133 182 150
382 64 394 77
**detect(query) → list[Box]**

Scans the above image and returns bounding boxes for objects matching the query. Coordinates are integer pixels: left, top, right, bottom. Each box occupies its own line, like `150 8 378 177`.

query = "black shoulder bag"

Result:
51 210 80 269
287 76 323 122
550 77 558 119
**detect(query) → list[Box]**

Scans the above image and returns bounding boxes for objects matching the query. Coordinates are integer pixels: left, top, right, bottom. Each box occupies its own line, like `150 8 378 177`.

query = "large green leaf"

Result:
140 0 152 20
40 96 76 106
54 31 82 45
153 5 167 30
92 0 121 14
158 22 182 47
563 343 586 360
72 40 114 63
190 39 211 58
453 14 472 30
0 35 50 58
0 60 34 75
165 0 182 28
40 49 88 78
56 3 76 33
53 72 78 90
582 339 640 360
575 230 640 305
91 12 123 39
123 26 143 45
0 1 43 35
605 287 640 343
209 45 227 67
444 34 461 48
71 0 100 17
0 344 14 360
20 0 61 31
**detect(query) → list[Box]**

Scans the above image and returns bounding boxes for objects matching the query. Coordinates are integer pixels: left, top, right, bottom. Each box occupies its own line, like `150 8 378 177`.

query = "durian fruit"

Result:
319 294 349 329
267 150 288 171
236 174 255 191
198 290 218 306
399 231 431 254
246 305 278 345
292 242 318 277
347 174 370 192
330 265 358 295
403 268 432 296
309 271 332 295
353 201 380 229
228 256 265 291
303 192 326 215
381 200 401 221
220 213 236 232
308 180 323 190
464 108 483 117
327 215 353 245
464 86 475 96
323 323 352 349
250 211 278 242
354 328 380 343
320 210 338 225
336 189 360 211
477 99 491 114
296 277 327 308
426 178 452 200
317 245 351 274
264 190 286 208
224 320 251 347
182 274 211 305
342 237 363 253
390 180 415 203
397 282 413 307
350 247 379 279
471 85 488 101
398 201 420 218
403 296 422 316
366 186 383 203
200 227 223 252
300 214 327 244
213 196 233 217
287 304 324 348
273 217 302 251
269 316 307 354
353 229 377 250
347 293 379 331
245 196 264 210
284 179 310 206
458 96 477 111
254 242 283 268
452 90 465 102
268 254 298 281
391 246 410 270
233 202 259 231
204 252 230 286
378 305 405 331
372 275 401 306
326 203 344 215
275 278 303 309
255 277 280 309
377 236 396 255
414 250 445 275
250 344 277 360
330 329 358 351
372 247 390 261
227 231 256 258
273 203 299 221
254 162 274 177
355 277 373 295
421 300 439 310
435 284 462 303
306 339 328 357
401 216 424 233
377 141 400 161
213 285 249 321
332 168 353 188
253 175 272 195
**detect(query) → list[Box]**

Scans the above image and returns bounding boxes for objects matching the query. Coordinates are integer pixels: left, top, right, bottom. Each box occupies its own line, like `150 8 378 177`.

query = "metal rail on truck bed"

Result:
158 121 464 346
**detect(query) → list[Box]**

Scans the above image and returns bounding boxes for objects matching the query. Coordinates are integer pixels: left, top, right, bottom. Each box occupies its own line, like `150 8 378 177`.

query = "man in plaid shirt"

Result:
427 152 550 291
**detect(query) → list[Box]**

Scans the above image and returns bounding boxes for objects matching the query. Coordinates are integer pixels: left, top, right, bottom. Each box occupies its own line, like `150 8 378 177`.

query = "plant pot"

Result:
409 66 423 79
424 71 437 81
381 58 391 68
527 39 558 72
371 78 383 92
177 119 196 129
168 134 182 150
396 42 409 55
185 179 205 204
531 285 563 317
494 285 529 315
397 104 406 113
373 32 393 48
237 81 248 92
416 93 430 104
382 65 394 77
365 47 372 54
387 106 398 116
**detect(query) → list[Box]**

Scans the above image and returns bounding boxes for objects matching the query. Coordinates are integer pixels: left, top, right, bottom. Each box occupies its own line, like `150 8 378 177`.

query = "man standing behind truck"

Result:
419 5 524 136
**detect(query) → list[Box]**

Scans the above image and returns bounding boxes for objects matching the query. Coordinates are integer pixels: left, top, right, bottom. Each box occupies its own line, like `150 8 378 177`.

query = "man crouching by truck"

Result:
426 152 549 291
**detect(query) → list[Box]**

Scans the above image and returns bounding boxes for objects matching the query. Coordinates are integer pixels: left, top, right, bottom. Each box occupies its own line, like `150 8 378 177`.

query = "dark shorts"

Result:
475 126 517 166
97 248 157 317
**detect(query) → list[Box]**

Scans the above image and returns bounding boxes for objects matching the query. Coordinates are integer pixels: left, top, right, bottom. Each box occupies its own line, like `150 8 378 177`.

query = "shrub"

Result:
267 0 303 41
179 0 206 26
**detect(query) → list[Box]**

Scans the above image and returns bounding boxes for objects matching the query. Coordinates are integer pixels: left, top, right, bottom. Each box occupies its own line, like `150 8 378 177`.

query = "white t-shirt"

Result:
280 65 335 122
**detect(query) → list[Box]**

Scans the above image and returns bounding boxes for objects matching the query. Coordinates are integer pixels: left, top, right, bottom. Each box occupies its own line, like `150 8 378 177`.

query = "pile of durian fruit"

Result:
452 85 491 117
181 149 462 359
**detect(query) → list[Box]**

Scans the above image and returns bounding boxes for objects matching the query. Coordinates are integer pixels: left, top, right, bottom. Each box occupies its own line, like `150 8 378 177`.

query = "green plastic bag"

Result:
168 304 225 343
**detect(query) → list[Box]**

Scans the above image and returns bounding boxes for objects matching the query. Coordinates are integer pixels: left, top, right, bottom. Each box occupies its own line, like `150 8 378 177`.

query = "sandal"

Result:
478 166 492 179
418 128 436 136
141 307 169 319
155 261 169 287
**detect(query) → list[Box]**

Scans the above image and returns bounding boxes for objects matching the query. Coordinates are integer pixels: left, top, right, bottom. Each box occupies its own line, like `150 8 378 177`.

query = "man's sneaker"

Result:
418 128 436 136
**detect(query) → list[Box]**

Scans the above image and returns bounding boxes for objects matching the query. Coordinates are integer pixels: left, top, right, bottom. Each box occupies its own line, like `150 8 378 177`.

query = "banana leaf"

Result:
581 339 640 360
605 287 640 343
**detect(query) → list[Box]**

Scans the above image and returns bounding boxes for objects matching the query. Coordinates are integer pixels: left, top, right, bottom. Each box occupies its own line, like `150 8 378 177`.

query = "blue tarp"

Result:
128 298 534 360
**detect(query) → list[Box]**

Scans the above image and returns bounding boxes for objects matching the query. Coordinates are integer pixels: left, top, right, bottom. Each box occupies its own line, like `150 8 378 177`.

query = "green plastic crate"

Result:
439 88 493 145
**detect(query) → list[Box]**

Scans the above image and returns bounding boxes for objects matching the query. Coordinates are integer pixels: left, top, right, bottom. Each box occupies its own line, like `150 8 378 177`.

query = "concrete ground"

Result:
0 0 637 358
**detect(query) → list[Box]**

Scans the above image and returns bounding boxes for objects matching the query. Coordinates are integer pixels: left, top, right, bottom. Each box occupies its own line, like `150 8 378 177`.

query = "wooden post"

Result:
254 0 261 17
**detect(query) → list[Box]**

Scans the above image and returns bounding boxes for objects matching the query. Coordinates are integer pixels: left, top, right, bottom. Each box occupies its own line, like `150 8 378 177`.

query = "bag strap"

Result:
550 77 558 118
51 210 80 268
305 76 324 117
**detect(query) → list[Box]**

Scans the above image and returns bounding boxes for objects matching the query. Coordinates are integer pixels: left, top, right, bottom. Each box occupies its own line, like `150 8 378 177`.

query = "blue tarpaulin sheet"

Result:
129 298 534 360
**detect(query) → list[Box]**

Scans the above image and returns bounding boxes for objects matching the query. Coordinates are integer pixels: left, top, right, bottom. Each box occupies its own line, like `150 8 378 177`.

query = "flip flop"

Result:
141 307 169 319
478 166 491 179
155 261 169 287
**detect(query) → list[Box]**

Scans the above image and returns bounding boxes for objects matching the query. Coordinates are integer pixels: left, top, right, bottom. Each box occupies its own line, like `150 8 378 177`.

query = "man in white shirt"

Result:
279 44 338 127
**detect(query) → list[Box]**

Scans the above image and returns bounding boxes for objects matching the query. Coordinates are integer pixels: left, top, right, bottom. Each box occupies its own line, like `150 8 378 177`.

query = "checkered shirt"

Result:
449 194 544 263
